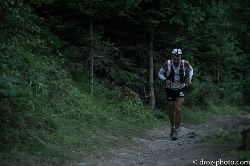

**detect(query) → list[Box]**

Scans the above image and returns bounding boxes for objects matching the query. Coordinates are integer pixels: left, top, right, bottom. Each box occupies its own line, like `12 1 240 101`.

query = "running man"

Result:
158 48 193 140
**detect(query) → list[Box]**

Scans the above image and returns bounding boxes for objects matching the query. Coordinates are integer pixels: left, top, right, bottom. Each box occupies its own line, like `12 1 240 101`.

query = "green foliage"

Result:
57 0 141 18
168 0 205 31
1 36 157 164
203 119 250 161
182 104 243 125
1 0 250 164
0 2 158 164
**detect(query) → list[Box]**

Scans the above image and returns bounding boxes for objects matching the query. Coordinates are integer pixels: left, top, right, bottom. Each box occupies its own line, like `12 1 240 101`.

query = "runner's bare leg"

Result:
168 101 175 128
175 98 184 129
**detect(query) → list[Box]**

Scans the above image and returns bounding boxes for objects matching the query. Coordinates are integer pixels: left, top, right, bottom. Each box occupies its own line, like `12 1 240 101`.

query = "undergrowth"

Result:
0 14 158 165
182 104 245 124
0 52 159 165
1 2 248 165
200 114 250 161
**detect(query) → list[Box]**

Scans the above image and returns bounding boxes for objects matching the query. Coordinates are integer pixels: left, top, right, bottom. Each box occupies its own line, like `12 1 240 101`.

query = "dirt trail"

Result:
78 114 250 166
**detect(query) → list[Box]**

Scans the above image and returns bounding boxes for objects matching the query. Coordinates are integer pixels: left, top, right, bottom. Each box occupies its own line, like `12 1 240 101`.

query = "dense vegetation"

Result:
1 0 249 164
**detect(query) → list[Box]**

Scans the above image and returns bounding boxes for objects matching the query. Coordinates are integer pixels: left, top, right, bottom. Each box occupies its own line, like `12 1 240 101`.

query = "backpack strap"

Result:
179 60 185 83
166 60 171 76
167 60 175 82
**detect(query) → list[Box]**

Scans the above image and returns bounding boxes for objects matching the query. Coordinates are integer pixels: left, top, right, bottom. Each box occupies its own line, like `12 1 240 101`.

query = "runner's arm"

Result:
158 62 168 81
184 61 193 79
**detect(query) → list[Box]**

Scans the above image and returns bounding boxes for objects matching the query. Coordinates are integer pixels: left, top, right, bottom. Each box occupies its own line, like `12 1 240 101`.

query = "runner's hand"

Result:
165 79 172 85
186 78 192 86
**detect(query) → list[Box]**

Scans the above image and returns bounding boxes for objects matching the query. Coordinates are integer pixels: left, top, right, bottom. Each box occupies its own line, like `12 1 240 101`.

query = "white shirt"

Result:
158 60 187 90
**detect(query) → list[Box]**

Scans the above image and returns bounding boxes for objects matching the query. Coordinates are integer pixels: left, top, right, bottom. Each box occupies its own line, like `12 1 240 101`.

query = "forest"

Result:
0 0 250 165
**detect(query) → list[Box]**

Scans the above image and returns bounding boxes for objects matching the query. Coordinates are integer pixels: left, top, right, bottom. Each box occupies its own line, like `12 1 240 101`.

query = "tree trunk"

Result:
238 126 250 150
217 60 220 85
90 16 94 94
149 32 155 109
237 126 250 161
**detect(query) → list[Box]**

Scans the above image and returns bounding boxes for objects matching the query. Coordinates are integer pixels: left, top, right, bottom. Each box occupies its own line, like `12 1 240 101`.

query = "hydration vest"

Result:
167 61 185 83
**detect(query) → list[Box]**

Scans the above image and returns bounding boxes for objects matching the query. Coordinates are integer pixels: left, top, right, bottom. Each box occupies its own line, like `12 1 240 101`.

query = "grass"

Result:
200 114 250 161
1 61 247 165
0 39 160 165
1 95 160 165
1 71 248 166
182 104 245 124
0 19 163 164
1 6 248 165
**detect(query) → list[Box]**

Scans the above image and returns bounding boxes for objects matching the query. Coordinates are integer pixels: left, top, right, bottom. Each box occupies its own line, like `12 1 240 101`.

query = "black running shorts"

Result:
165 87 185 101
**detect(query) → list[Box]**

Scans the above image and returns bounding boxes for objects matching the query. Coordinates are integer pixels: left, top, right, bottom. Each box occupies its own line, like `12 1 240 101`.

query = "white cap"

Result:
172 48 182 55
